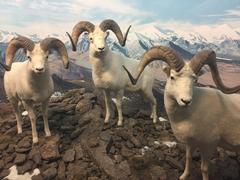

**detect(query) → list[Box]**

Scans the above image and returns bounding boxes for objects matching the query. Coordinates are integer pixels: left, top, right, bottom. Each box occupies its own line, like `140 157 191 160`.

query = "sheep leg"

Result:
42 99 51 137
200 147 214 180
179 144 195 180
116 90 124 126
10 99 22 134
103 90 111 124
23 101 38 144
143 90 157 123
150 97 157 123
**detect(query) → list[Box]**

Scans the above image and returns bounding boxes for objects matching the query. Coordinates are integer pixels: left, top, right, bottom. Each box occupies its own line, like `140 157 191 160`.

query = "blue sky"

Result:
0 0 240 36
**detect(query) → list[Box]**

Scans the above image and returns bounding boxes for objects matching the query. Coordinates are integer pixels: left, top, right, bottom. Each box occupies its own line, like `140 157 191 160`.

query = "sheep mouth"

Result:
179 102 192 107
94 50 106 56
34 70 45 74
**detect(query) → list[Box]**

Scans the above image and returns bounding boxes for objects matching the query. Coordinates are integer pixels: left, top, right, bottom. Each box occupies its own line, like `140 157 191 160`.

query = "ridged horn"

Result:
190 50 240 94
4 36 34 71
67 21 95 51
123 45 185 85
40 38 69 69
99 19 131 46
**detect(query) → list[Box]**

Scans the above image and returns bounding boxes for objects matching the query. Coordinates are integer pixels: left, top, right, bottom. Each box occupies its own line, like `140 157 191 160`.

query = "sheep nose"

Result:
36 68 44 72
98 47 105 51
181 98 191 105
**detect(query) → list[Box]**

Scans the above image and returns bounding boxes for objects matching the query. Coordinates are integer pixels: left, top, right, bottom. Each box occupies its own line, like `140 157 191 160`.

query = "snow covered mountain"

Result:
127 23 240 60
1 23 240 63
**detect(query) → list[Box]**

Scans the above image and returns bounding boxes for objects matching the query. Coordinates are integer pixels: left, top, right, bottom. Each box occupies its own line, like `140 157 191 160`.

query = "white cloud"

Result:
225 7 240 17
68 0 150 17
0 0 151 35
202 6 240 28
1 0 240 40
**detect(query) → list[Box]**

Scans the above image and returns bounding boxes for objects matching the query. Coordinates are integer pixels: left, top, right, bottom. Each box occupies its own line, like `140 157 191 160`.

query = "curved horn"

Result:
67 21 95 51
190 50 240 94
123 45 185 85
40 38 69 69
99 19 131 46
4 36 34 71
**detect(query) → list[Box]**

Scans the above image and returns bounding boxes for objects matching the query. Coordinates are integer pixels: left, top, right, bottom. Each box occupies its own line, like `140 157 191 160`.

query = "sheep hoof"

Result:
104 122 109 124
17 129 22 134
32 137 39 144
45 132 51 137
104 118 110 124
179 173 189 180
117 121 123 127
179 177 187 180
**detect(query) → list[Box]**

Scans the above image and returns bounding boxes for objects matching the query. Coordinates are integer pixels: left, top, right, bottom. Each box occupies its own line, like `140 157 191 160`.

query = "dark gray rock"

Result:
75 98 93 114
0 143 8 151
0 160 4 170
0 169 10 179
129 136 142 148
70 128 84 139
29 146 42 165
165 156 184 170
17 160 34 175
57 161 66 180
63 149 75 163
14 153 27 165
42 167 57 180
149 166 167 180
17 137 31 148
66 163 88 179
4 154 15 164
87 177 100 180
83 93 97 101
88 137 99 148
126 140 134 149
32 174 44 180
15 146 31 153
74 144 84 160
40 137 60 161
118 160 131 177
121 146 134 158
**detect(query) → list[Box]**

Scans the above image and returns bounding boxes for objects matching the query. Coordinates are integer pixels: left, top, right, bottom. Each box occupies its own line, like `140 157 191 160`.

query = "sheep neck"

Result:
164 90 178 121
89 46 111 74
26 61 50 87
164 85 194 123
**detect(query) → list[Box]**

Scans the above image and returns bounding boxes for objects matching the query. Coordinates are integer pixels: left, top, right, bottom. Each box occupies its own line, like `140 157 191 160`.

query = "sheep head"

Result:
123 46 240 107
67 19 131 54
1 36 69 73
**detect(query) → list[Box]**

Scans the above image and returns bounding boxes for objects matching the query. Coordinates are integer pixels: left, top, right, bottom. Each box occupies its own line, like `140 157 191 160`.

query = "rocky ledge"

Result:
0 80 240 180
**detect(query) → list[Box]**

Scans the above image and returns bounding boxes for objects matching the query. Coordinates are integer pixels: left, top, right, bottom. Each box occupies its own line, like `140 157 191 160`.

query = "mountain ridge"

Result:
1 23 240 62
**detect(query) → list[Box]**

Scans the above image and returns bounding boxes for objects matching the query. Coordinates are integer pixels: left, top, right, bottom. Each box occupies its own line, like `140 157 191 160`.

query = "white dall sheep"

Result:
123 46 240 180
0 36 69 143
67 19 157 126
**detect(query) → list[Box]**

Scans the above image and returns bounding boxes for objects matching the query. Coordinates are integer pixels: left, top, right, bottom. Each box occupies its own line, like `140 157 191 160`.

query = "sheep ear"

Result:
106 31 110 38
45 51 50 56
162 66 171 77
197 69 205 77
23 48 27 54
47 49 53 54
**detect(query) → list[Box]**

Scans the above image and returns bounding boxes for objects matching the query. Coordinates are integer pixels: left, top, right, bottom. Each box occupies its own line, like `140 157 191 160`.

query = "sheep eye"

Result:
27 56 31 60
89 38 93 42
192 76 197 83
46 55 49 59
170 76 174 80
